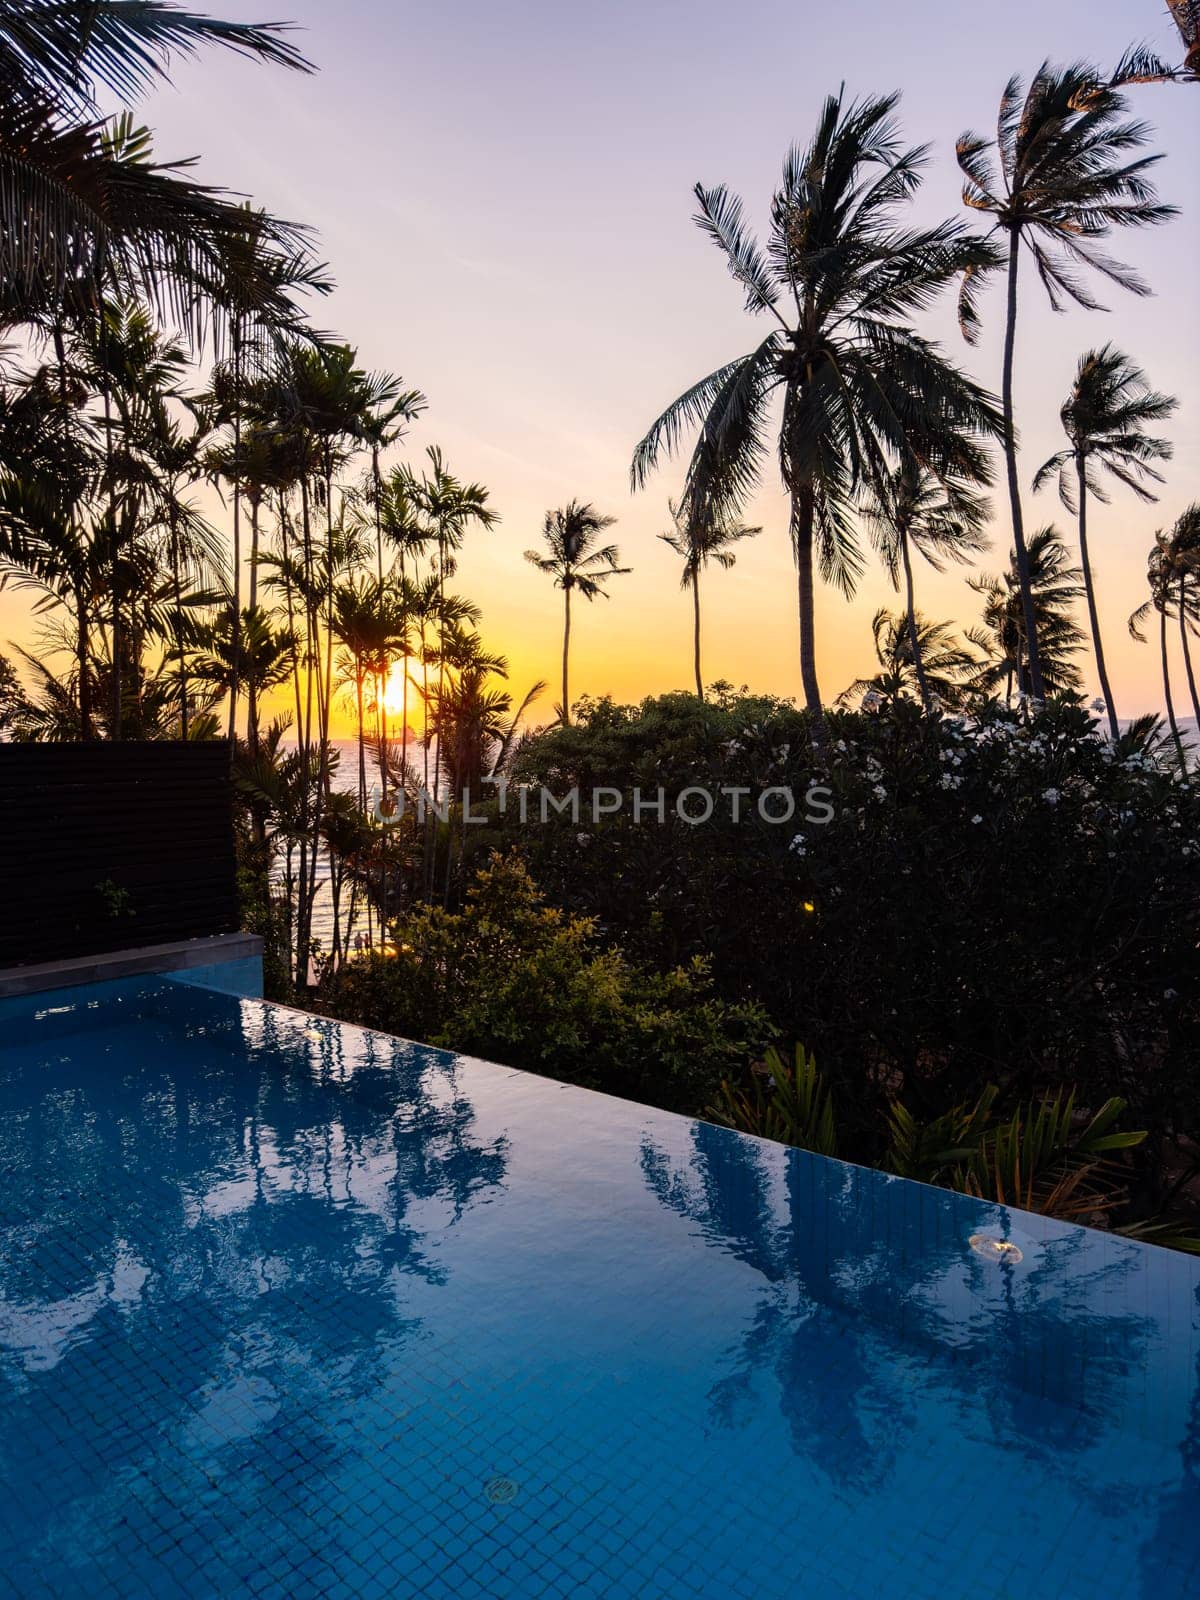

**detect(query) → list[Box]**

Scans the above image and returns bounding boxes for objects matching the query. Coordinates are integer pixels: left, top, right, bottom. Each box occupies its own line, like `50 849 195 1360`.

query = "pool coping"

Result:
0 931 264 998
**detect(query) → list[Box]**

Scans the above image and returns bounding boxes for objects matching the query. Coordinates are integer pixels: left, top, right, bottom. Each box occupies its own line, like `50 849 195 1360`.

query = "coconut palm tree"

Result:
658 499 759 699
862 460 989 712
969 527 1085 704
1131 511 1200 772
0 4 311 334
0 2 309 115
632 89 1002 720
1033 346 1176 739
1166 506 1200 726
525 502 628 725
840 609 980 710
956 62 1176 703
1114 4 1200 84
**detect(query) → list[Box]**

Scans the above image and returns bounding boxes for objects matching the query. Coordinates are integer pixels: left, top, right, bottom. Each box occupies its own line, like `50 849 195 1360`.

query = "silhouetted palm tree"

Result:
969 527 1085 704
633 89 1001 719
1131 510 1200 773
840 609 979 710
1114 4 1200 84
862 461 989 712
957 63 1175 702
525 501 628 725
1034 346 1176 738
659 499 759 699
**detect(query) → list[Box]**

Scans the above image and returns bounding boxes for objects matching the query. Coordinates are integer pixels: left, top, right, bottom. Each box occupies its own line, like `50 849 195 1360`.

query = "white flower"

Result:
576 831 592 846
971 814 983 825
873 784 887 802
1042 788 1061 806
789 833 807 855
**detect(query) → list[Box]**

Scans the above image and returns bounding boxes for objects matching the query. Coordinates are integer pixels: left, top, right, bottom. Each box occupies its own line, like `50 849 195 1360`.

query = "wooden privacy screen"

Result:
0 742 239 966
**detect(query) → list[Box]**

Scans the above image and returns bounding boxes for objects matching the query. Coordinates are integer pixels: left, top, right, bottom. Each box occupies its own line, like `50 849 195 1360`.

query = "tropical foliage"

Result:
0 1 1196 1260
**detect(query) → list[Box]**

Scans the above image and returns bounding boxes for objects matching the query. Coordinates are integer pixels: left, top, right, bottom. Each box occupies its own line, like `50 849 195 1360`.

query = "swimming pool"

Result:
1 977 1197 1598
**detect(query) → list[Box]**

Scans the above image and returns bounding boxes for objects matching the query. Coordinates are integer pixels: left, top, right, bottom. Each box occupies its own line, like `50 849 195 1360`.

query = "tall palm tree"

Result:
956 62 1176 703
1129 534 1193 774
659 499 759 699
632 90 1001 720
1167 506 1200 727
862 460 989 712
393 447 497 794
525 501 628 725
969 527 1085 705
1033 346 1176 739
1131 509 1200 739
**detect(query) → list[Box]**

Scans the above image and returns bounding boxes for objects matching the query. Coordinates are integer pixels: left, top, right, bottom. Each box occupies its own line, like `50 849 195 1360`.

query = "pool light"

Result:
969 1233 1024 1265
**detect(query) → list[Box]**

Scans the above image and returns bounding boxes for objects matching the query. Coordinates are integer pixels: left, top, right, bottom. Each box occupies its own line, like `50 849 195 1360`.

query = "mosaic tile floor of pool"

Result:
1 977 1198 1598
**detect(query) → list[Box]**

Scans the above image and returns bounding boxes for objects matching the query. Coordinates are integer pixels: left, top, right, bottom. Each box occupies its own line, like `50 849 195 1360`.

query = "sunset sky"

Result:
3 0 1195 725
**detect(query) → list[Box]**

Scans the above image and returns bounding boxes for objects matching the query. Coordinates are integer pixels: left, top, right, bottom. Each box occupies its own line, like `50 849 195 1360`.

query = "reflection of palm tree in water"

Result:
0 984 508 1593
641 1120 1156 1485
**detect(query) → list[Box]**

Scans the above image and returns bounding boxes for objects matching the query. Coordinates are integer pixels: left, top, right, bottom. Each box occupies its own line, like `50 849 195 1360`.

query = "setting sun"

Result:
381 660 411 718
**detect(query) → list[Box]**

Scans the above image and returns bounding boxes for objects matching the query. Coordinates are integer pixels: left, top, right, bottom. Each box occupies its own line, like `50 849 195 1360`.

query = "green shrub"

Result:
508 693 1200 1200
318 853 773 1114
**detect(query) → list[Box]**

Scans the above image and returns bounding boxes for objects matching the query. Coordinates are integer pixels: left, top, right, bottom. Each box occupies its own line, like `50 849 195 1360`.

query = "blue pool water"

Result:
1 978 1197 1599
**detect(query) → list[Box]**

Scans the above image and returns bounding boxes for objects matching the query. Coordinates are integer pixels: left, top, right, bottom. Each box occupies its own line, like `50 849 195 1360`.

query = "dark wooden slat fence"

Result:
0 742 239 966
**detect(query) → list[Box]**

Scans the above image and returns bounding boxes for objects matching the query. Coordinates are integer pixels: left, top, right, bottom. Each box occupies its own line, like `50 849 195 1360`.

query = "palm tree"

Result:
0 5 311 334
1033 346 1176 739
658 499 759 699
1166 506 1200 726
862 461 989 712
392 447 497 795
1114 4 1200 84
525 502 628 725
1131 509 1200 763
840 609 980 710
1129 535 1192 774
191 604 292 743
956 62 1176 702
969 528 1085 704
632 90 1001 720
0 3 309 113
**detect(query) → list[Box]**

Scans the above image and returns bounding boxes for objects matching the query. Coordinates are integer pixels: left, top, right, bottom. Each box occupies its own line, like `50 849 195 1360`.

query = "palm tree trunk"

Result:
1076 455 1119 740
1161 603 1187 775
227 324 243 745
793 487 823 721
1179 573 1200 727
1001 227 1045 703
562 580 572 725
899 528 931 712
692 567 703 700
372 445 384 586
357 668 367 810
76 602 91 741
101 388 120 738
171 503 188 739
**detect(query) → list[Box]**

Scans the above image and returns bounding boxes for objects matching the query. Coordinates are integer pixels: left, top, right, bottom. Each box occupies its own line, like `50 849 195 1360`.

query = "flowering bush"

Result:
509 692 1200 1204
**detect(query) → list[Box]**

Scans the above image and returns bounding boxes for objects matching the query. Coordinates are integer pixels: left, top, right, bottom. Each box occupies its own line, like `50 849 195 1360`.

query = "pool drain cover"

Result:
485 1476 519 1504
